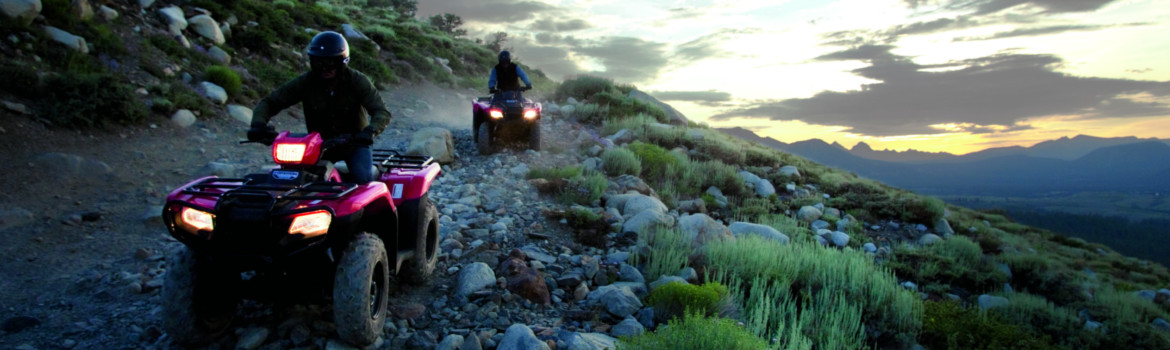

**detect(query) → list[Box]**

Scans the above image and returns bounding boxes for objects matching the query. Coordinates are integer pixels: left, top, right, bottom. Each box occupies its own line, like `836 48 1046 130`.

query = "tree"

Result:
487 32 508 52
369 0 417 17
428 13 467 36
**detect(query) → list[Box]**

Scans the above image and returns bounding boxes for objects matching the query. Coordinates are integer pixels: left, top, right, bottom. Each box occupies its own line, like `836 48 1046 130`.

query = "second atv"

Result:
473 87 542 154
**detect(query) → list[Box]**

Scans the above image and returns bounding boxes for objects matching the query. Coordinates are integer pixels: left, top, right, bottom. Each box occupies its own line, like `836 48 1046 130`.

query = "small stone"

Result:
235 327 269 350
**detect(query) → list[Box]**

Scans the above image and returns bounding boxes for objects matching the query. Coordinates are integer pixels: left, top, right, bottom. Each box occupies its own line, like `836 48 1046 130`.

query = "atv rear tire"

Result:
334 233 390 347
477 122 493 155
398 194 439 285
162 246 237 347
529 120 542 151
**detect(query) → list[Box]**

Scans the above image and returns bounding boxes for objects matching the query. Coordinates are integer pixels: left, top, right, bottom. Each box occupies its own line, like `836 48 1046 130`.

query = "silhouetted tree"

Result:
487 32 508 52
428 13 467 36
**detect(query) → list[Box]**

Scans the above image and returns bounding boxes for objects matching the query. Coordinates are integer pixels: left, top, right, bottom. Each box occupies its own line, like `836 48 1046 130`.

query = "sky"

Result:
417 0 1170 154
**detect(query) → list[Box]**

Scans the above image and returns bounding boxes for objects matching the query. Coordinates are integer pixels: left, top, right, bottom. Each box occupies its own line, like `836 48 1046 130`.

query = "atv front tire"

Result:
162 246 237 347
477 122 493 155
529 120 542 151
334 233 390 347
398 194 439 285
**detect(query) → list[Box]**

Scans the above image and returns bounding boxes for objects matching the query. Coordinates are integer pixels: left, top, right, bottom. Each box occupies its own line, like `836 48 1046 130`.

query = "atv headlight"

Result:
490 109 503 119
523 109 537 119
180 207 215 232
288 210 331 237
274 143 307 163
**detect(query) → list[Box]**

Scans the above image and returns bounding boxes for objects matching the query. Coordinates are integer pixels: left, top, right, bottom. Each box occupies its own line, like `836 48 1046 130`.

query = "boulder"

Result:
563 332 618 350
705 186 728 208
977 294 1010 310
455 262 495 301
44 26 88 53
729 222 788 244
620 210 674 234
208 45 231 64
1 0 42 25
406 127 455 164
754 178 776 197
170 109 196 128
628 90 688 126
621 194 668 217
186 15 224 44
586 285 643 318
612 175 652 195
498 249 551 305
611 317 645 337
677 199 706 214
618 263 645 283
648 276 687 291
863 242 877 253
778 165 800 178
918 234 942 246
97 4 115 20
158 6 187 35
797 206 822 222
678 213 733 248
497 324 549 350
1154 318 1170 332
70 0 93 21
138 0 154 8
341 23 369 41
934 218 955 237
830 231 850 247
436 334 464 350
226 104 252 124
200 82 227 104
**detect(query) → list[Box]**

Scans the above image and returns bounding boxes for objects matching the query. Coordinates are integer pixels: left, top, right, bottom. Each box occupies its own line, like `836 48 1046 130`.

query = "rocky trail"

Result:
0 84 664 350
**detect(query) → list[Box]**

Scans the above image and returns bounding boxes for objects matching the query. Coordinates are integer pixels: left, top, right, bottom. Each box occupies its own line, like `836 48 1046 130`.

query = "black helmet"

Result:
307 31 349 59
498 50 511 64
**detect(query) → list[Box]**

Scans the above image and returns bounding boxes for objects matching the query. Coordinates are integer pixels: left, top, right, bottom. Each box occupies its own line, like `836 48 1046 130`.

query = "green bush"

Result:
37 72 147 128
558 171 608 205
526 165 583 180
570 103 609 124
921 301 1057 350
696 136 746 166
556 75 618 102
633 227 692 283
648 282 730 321
595 90 667 122
616 313 768 350
601 147 642 176
0 64 39 97
629 142 681 182
565 207 609 248
888 236 1007 294
349 39 397 85
204 65 242 97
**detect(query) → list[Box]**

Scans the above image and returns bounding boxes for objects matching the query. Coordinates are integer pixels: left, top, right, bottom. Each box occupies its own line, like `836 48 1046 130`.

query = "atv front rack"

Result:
372 149 434 170
181 178 358 200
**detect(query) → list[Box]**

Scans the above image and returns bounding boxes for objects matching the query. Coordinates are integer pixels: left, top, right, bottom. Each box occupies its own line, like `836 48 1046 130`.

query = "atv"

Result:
472 87 542 154
160 131 441 347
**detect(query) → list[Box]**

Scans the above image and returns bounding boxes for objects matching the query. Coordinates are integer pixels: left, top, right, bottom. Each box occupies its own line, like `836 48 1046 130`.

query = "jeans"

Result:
324 145 374 183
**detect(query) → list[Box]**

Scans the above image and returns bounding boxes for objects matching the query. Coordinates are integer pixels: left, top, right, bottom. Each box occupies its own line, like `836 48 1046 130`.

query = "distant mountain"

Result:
717 127 788 150
850 141 957 163
717 129 1170 195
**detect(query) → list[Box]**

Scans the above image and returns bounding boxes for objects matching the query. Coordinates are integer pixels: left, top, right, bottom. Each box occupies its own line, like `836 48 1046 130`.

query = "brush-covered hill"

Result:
2 1 1170 350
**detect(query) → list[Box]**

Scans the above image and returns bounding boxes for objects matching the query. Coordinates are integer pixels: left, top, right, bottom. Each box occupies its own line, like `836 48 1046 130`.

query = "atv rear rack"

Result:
180 177 358 200
372 149 434 170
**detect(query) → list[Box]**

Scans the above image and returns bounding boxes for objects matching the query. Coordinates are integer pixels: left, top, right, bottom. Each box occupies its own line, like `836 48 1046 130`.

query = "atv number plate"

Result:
272 170 299 180
392 184 404 199
506 99 517 103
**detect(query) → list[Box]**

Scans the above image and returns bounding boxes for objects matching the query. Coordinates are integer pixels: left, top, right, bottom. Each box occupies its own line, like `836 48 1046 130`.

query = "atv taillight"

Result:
523 109 537 119
180 207 215 231
490 109 503 119
288 210 331 237
275 143 307 163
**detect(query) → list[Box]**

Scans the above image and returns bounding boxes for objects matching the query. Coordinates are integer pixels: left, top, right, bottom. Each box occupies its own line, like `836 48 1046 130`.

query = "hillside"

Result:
3 1 1170 350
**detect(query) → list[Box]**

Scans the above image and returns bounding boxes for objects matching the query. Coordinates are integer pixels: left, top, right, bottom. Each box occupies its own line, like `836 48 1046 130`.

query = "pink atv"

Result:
160 131 441 347
472 88 542 154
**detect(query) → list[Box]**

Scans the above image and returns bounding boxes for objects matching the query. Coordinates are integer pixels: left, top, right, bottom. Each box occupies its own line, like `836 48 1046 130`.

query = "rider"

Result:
247 31 391 183
488 50 533 94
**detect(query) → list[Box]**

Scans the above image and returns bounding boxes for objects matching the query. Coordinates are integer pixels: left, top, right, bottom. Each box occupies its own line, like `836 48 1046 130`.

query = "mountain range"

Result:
718 128 1170 195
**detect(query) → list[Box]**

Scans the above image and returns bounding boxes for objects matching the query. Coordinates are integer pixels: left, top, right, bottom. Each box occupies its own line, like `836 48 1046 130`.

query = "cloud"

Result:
673 28 759 62
416 0 558 23
713 46 1170 136
648 90 733 106
573 37 670 83
953 23 1148 41
529 18 591 32
902 0 1120 14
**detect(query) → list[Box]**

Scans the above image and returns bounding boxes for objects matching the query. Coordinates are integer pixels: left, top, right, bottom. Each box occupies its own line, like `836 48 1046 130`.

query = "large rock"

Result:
978 294 1010 310
406 127 455 164
497 324 549 350
621 210 674 235
44 26 88 53
678 213 733 248
187 15 224 44
754 178 776 197
1 0 42 25
137 0 154 8
611 317 645 337
227 104 252 124
586 285 643 318
455 262 495 301
918 234 943 246
69 0 93 21
618 263 645 283
341 23 369 41
611 175 652 195
628 90 688 126
729 222 789 244
797 206 822 222
622 195 667 217
170 109 196 128
97 4 115 20
498 249 551 305
778 165 800 178
830 231 850 247
200 82 227 104
158 6 187 35
208 45 231 64
563 332 618 350
934 218 955 237
436 334 464 350
705 186 728 208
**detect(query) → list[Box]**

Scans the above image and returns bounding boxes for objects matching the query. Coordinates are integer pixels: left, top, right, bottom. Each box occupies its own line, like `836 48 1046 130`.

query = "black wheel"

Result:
477 122 493 155
398 194 439 285
529 120 542 151
334 233 390 347
162 246 237 347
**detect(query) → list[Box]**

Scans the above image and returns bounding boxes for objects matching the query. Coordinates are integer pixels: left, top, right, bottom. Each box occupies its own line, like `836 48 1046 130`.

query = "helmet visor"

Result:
310 56 350 73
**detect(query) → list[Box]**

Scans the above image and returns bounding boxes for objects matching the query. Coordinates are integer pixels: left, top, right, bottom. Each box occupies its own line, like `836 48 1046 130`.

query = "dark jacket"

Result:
251 69 391 139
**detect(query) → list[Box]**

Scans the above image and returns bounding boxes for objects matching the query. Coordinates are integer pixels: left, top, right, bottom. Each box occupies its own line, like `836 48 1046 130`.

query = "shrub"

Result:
733 197 777 219
570 103 609 125
888 236 1007 294
349 39 397 85
558 171 607 205
696 136 746 166
921 301 1057 350
565 207 608 248
556 75 618 102
693 161 745 198
616 312 768 350
204 65 242 97
647 282 731 321
629 142 681 182
601 147 642 176
633 226 692 282
37 72 147 128
595 90 667 122
0 63 39 97
526 165 583 180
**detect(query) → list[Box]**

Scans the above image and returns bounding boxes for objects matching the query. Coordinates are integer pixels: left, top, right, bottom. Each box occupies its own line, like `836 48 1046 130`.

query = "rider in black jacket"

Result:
488 50 532 93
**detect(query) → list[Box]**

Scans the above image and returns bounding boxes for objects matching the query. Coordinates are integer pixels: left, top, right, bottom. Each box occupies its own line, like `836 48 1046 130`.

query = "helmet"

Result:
307 31 349 59
498 50 511 64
